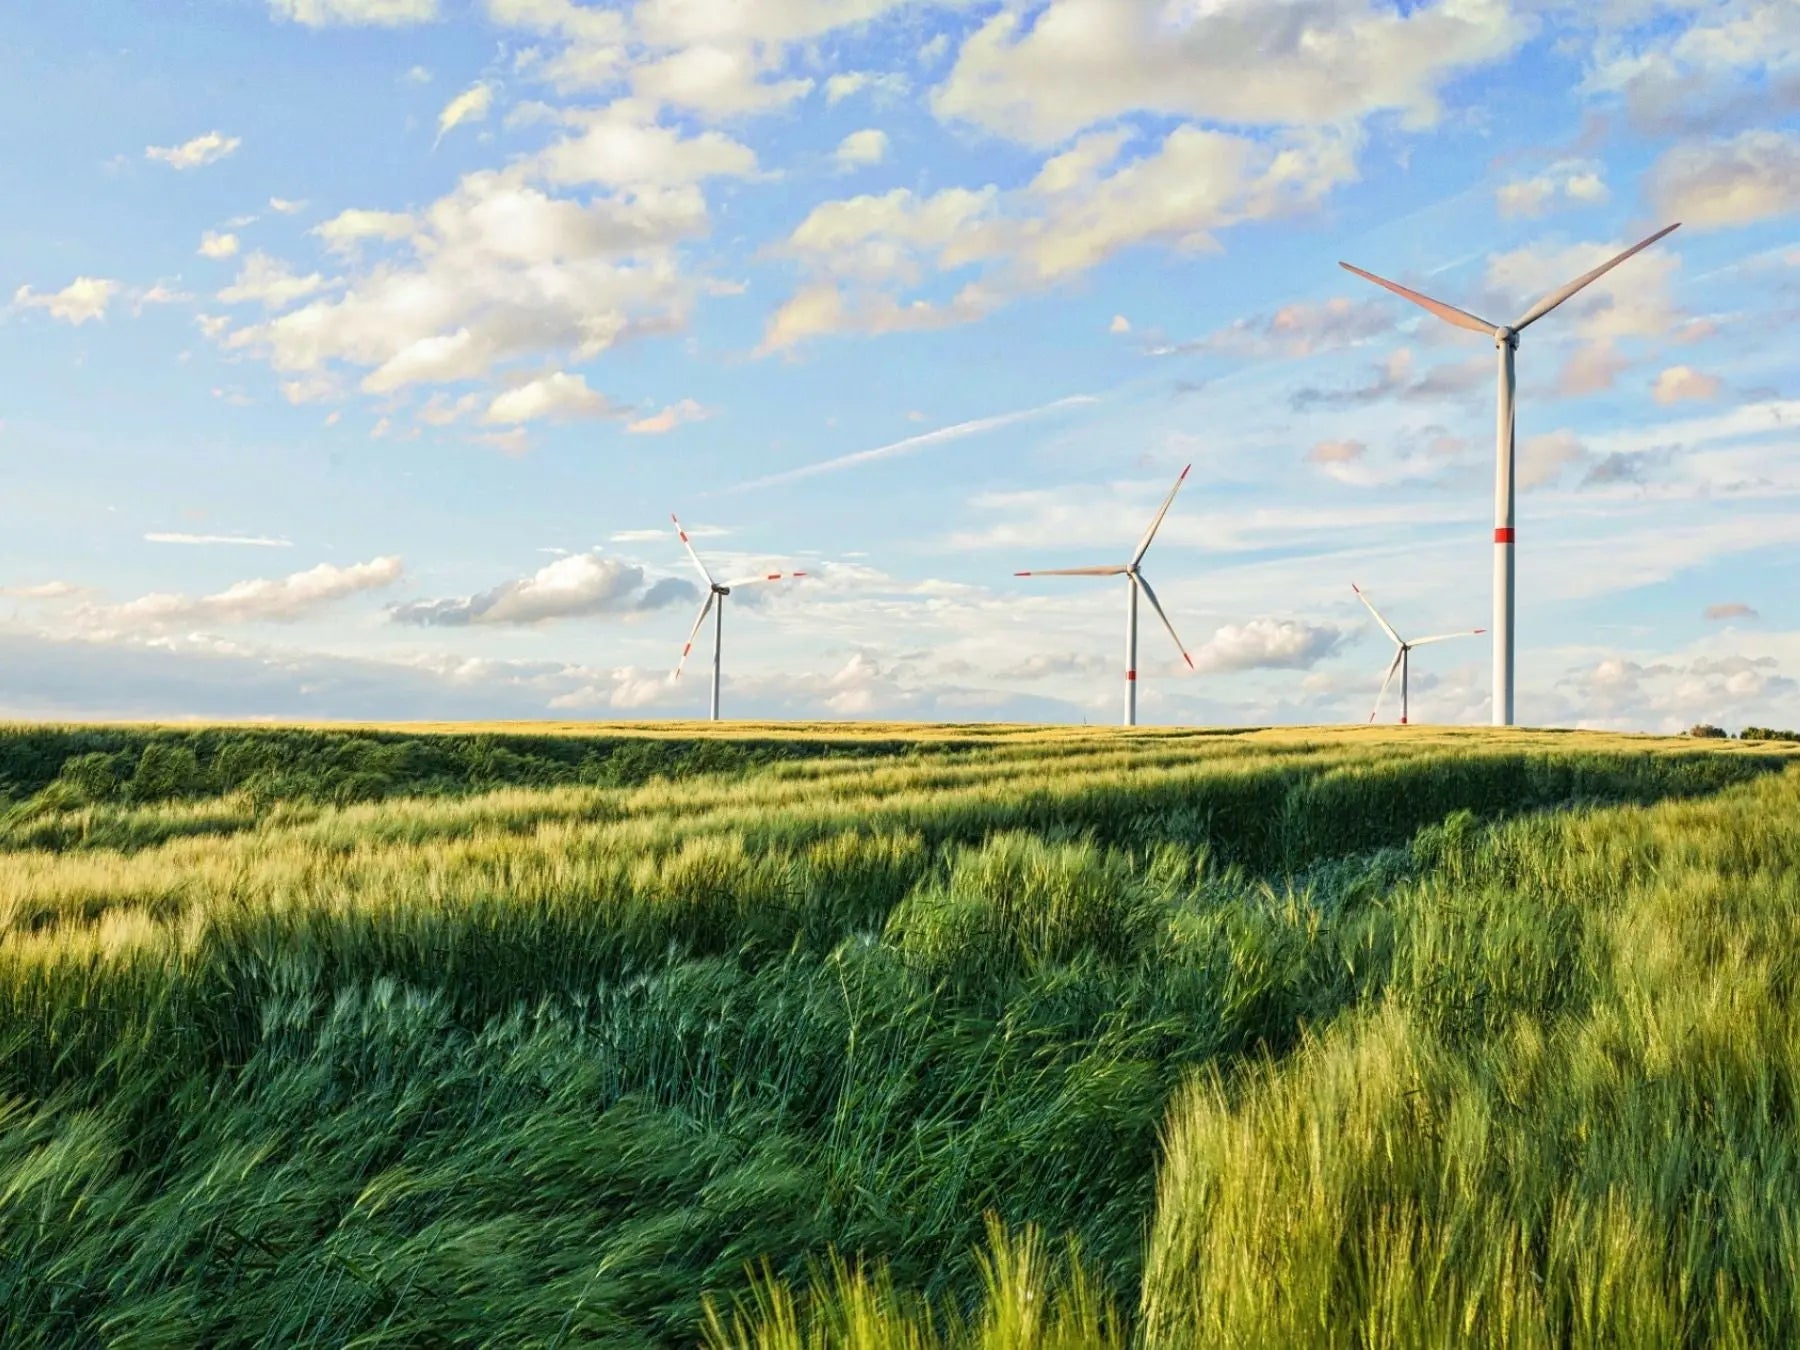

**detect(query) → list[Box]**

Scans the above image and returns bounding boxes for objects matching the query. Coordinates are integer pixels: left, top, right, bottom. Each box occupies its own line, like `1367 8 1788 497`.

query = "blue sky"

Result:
1 0 1796 729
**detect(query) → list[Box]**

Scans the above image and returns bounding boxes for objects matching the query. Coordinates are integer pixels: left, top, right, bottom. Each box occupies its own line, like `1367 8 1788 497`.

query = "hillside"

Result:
1 724 1796 1346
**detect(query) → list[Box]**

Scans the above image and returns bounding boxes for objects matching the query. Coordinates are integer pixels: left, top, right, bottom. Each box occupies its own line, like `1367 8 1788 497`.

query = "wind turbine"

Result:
1353 583 1484 726
1339 222 1679 726
1014 465 1195 727
668 514 806 721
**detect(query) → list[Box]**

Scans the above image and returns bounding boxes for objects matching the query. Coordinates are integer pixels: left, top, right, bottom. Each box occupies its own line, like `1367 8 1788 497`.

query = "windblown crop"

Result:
1 723 1794 1346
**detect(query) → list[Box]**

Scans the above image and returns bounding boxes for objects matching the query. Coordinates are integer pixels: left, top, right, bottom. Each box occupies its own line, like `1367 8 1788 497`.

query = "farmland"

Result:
1 722 1797 1347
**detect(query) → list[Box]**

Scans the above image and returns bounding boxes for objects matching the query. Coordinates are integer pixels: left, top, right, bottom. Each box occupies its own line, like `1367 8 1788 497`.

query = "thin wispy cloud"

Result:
734 395 1100 492
145 533 295 547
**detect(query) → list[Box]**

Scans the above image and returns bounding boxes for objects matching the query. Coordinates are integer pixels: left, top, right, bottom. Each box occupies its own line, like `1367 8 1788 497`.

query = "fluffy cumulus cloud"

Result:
1494 160 1608 218
834 128 889 169
1562 653 1798 734
1579 0 1800 137
765 124 1359 349
1190 618 1342 675
12 277 120 325
483 371 618 424
1647 130 1800 230
218 253 331 309
199 230 241 259
221 100 755 409
389 553 694 626
145 130 241 170
1652 365 1722 405
931 0 1525 145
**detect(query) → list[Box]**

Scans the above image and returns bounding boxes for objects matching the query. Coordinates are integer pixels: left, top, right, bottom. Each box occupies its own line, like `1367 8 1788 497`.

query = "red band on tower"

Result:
1126 670 1137 681
1494 527 1515 543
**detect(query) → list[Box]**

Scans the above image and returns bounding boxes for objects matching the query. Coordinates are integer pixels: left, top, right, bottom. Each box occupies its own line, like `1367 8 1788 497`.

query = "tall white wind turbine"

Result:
668 514 806 722
1353 583 1484 726
1014 465 1195 727
1339 223 1679 726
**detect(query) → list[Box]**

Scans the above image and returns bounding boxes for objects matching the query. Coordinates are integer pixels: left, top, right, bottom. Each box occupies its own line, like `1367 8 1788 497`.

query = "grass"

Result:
0 722 1795 1346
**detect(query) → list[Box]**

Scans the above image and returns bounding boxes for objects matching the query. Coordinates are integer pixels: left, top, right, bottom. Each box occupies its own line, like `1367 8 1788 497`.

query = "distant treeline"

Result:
0 727 947 809
1689 724 1800 742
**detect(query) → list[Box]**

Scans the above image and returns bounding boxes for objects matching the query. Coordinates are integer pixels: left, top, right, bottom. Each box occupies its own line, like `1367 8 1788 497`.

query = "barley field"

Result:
1 722 1796 1347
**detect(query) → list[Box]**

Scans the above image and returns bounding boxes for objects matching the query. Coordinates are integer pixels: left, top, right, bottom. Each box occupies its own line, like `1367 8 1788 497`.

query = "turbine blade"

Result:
1352 582 1404 646
670 513 716 588
722 570 808 588
1133 573 1194 670
670 591 716 680
1370 647 1404 723
1409 628 1486 647
1513 223 1681 331
1338 261 1497 335
1013 565 1129 577
1129 464 1192 566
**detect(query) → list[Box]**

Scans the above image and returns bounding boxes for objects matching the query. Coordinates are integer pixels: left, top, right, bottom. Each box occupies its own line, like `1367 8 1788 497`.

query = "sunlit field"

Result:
2 722 1797 1347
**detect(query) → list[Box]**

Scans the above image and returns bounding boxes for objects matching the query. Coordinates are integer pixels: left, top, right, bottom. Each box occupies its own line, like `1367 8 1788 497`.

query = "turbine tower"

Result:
669 514 806 721
1339 223 1679 726
1015 465 1195 727
1353 583 1484 725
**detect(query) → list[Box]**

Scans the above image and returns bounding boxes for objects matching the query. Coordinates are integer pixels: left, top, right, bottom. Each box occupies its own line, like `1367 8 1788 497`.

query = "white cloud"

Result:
1652 364 1722 405
766 124 1358 348
389 552 693 625
825 70 907 104
437 81 494 141
199 230 241 259
626 397 710 434
632 43 813 118
269 0 439 26
1484 235 1683 345
533 101 758 188
93 556 403 631
833 128 889 169
1109 314 1130 334
217 252 331 309
1191 618 1343 675
144 533 294 547
145 130 241 170
1495 160 1609 218
931 0 1525 145
228 150 740 400
12 277 119 325
484 370 617 423
312 208 416 253
1647 129 1800 230
268 196 307 214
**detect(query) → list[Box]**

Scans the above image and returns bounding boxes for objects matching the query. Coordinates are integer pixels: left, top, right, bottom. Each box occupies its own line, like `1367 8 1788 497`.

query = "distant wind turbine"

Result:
669 514 806 721
1339 222 1679 726
1353 583 1484 726
1015 465 1195 727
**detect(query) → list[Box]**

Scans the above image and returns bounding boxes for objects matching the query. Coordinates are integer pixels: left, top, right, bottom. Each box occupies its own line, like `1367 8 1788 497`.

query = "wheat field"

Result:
1 722 1796 1346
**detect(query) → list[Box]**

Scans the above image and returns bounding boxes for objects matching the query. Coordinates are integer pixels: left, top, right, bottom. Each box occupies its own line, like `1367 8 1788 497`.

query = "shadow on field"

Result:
0 729 1794 1345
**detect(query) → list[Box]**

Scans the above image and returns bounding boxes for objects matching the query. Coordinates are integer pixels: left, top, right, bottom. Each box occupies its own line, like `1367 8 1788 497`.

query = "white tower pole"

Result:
1493 333 1518 727
1124 575 1139 727
710 595 723 722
